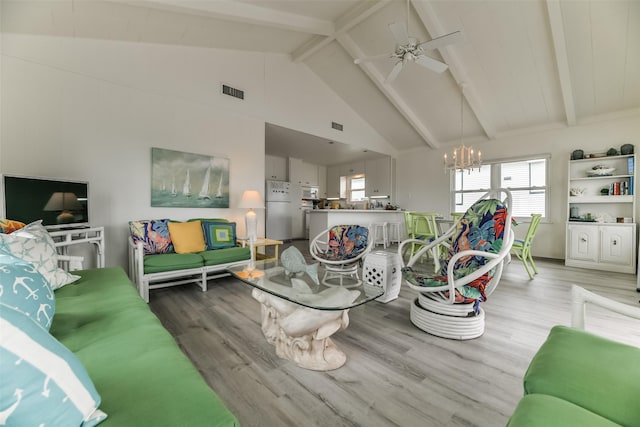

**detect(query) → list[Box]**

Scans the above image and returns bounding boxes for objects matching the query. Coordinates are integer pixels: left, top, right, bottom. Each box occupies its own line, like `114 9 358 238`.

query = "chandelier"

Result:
444 83 481 173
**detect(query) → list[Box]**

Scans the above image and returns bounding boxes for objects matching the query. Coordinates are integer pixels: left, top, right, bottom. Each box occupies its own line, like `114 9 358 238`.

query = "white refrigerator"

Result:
265 180 292 241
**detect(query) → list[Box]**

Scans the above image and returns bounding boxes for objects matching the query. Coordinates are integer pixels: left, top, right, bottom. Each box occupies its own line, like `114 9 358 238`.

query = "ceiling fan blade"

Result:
354 53 392 64
414 55 449 73
385 62 404 84
417 30 463 51
388 22 410 46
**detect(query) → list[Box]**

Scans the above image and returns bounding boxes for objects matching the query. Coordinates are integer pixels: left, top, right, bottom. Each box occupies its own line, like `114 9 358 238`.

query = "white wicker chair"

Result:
398 189 514 340
310 224 374 286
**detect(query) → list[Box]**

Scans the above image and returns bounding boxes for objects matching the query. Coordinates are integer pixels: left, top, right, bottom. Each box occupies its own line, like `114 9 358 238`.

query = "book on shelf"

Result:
629 157 635 175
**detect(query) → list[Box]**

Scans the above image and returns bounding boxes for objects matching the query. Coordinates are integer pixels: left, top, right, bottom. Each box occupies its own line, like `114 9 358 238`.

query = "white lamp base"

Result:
246 208 257 241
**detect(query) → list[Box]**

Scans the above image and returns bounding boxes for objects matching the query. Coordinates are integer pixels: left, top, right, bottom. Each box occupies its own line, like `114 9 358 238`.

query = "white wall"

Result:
0 32 393 268
397 115 640 259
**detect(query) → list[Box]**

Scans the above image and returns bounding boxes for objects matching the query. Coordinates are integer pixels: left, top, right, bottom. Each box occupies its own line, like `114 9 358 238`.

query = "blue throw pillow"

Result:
0 303 107 426
0 249 55 330
201 221 236 250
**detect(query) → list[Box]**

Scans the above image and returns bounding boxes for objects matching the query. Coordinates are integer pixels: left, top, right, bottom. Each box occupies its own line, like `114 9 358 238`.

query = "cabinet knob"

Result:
613 240 617 245
581 237 587 242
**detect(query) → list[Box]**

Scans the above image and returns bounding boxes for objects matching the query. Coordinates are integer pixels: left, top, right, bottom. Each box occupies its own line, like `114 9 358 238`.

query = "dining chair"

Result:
409 212 440 271
511 213 542 279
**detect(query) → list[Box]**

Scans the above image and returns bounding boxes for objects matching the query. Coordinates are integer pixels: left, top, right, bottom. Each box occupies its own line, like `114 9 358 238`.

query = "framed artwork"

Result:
151 147 229 208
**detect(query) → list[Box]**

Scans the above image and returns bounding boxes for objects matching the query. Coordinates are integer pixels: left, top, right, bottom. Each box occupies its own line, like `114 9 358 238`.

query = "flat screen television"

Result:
2 175 89 229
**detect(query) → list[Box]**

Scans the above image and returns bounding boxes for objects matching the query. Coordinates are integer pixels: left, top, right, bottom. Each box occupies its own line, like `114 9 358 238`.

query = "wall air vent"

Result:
331 121 343 131
222 84 244 100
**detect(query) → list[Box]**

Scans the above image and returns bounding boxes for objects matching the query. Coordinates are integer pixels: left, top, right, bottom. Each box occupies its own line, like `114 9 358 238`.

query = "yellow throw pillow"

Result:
167 221 206 254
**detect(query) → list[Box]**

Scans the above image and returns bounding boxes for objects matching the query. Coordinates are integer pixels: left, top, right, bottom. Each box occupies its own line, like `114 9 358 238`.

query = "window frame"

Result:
450 154 550 221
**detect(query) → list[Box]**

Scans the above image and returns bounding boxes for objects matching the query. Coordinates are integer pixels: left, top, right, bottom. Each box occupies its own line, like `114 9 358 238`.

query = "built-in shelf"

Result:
569 195 633 203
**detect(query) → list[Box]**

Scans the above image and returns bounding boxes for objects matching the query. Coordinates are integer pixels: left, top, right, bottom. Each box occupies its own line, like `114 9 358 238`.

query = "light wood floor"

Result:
149 242 640 427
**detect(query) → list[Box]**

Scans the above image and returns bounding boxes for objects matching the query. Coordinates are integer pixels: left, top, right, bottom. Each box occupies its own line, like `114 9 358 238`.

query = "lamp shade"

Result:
44 192 81 211
238 190 264 209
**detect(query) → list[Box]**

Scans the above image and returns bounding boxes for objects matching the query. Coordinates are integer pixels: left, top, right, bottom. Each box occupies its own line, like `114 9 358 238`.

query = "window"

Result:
349 175 366 202
452 157 548 219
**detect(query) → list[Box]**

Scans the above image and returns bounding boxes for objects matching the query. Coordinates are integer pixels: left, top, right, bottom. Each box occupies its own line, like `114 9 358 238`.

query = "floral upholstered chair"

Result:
398 189 514 340
310 225 373 285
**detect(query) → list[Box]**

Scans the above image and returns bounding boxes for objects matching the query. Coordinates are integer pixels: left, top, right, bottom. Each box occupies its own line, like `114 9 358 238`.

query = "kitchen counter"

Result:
308 209 406 242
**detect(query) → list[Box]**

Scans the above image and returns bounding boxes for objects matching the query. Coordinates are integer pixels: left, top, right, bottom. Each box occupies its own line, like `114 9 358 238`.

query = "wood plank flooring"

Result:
149 241 640 427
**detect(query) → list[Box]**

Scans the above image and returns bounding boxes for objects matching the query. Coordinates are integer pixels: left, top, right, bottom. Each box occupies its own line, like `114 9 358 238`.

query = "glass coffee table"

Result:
228 260 383 371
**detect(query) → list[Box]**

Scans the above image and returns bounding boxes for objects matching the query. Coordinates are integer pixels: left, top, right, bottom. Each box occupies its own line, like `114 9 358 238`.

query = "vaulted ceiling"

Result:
4 0 640 155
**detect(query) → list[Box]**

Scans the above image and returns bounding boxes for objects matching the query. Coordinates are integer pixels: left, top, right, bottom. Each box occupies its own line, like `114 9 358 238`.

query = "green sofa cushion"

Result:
507 394 621 427
523 325 640 427
51 267 238 427
199 247 251 266
143 252 204 274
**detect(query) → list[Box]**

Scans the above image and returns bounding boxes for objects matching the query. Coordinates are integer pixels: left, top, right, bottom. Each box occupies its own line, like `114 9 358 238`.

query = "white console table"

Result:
48 226 105 268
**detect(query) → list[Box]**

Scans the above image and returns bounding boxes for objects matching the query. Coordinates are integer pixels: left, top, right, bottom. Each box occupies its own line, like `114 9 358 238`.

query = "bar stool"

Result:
387 222 402 245
371 222 388 248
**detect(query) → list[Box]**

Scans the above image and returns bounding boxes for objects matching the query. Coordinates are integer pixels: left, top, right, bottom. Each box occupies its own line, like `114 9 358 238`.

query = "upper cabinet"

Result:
365 157 391 197
317 165 327 197
340 161 365 176
265 155 287 181
300 161 319 187
326 165 341 198
289 158 319 187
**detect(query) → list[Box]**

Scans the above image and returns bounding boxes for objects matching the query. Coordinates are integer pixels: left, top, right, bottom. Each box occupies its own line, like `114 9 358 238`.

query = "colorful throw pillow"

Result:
0 219 26 234
167 220 206 254
0 249 55 330
1 303 107 427
0 221 80 290
129 219 174 255
201 221 236 250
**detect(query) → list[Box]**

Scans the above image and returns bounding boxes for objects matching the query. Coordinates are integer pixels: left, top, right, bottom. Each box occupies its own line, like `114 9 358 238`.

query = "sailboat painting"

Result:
151 147 229 208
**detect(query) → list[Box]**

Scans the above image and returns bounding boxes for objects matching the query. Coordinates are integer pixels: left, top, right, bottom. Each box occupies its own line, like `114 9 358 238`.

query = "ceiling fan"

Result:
353 1 462 83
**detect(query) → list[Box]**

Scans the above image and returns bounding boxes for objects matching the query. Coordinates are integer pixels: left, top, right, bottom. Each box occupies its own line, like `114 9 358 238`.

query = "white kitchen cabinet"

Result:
326 165 341 198
365 157 391 197
300 161 318 186
565 152 636 274
318 166 327 198
340 161 364 176
265 155 287 181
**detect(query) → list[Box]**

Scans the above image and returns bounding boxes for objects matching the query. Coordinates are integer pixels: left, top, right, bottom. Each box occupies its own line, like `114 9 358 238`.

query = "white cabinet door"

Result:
326 165 341 198
365 157 391 197
318 166 327 198
300 161 318 186
599 225 633 266
265 155 287 181
567 225 598 262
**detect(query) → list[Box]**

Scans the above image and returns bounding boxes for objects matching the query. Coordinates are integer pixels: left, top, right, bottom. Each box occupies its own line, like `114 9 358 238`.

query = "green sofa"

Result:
128 219 251 302
508 287 640 427
51 266 239 426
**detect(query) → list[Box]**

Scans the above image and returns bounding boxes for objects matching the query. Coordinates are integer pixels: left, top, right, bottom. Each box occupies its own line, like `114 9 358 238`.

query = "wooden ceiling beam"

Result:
337 33 440 149
410 0 497 140
546 0 577 126
118 0 335 36
291 0 390 63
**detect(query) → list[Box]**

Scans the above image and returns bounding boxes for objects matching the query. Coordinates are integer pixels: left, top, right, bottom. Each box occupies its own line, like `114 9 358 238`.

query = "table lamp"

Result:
239 190 264 241
44 192 81 224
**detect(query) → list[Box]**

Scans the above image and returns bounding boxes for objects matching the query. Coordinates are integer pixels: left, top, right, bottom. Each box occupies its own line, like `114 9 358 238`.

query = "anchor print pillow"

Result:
0 221 80 290
0 249 55 330
0 304 107 426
